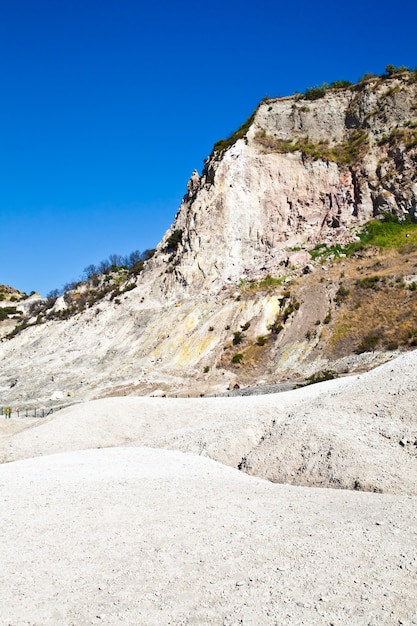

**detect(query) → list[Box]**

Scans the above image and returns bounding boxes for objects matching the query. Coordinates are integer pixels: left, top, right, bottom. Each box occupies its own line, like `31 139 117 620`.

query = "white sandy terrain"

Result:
0 351 416 625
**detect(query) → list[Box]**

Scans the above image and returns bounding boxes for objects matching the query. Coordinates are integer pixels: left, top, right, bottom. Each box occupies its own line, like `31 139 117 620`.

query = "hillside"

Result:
1 69 417 408
0 350 416 624
1 68 417 626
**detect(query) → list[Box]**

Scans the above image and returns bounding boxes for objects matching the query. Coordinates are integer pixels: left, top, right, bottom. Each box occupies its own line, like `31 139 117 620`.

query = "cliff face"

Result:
145 73 416 300
1 73 417 405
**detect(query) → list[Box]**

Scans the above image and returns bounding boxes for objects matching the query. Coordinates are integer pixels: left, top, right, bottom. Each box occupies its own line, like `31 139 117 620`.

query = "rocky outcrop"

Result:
145 73 417 300
1 73 416 406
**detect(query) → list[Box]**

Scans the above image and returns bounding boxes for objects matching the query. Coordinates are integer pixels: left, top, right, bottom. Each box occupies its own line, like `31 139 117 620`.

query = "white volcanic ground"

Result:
0 351 416 625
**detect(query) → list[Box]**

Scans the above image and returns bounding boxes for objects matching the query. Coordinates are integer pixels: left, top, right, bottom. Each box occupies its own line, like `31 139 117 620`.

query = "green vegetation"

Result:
232 331 244 345
356 275 381 289
299 79 353 101
164 229 183 253
358 217 417 248
335 284 350 305
268 319 283 334
329 79 353 89
0 306 21 322
208 63 416 173
378 126 417 151
309 216 417 262
304 84 328 100
356 333 380 353
408 330 417 347
5 247 157 339
385 64 411 76
300 370 338 386
231 353 244 364
323 312 332 324
256 129 369 165
239 274 286 293
211 111 256 156
255 274 285 289
282 298 300 322
262 293 300 337
309 242 350 261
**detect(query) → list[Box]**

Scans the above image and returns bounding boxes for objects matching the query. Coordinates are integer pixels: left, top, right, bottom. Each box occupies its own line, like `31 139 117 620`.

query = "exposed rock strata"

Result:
150 74 417 300
1 74 416 405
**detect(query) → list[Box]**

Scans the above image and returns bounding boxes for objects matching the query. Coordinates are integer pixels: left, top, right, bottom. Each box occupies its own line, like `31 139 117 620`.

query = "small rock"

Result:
399 439 407 447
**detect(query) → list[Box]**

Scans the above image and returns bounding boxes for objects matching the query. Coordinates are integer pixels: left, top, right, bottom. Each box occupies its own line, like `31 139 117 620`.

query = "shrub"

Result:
203 366 210 373
329 80 353 90
164 229 183 253
241 321 251 331
407 329 417 346
248 274 285 290
211 111 256 156
335 284 350 305
356 276 380 289
282 299 300 322
356 333 380 353
233 331 244 345
304 84 328 100
256 335 267 346
358 72 376 82
302 370 338 386
268 319 283 334
0 307 19 321
231 353 244 364
384 64 410 76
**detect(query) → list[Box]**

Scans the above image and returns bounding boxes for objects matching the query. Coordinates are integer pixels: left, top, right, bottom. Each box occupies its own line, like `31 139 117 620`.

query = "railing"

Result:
1 406 56 419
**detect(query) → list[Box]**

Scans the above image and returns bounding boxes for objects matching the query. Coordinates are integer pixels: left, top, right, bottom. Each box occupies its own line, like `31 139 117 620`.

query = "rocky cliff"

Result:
1 71 417 407
145 71 417 300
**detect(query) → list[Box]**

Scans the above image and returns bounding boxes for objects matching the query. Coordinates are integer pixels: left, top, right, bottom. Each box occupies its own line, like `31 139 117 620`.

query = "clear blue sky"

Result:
1 0 416 296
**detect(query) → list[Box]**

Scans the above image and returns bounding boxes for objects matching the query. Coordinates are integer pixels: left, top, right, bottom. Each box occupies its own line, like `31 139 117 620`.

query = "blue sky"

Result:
1 0 416 296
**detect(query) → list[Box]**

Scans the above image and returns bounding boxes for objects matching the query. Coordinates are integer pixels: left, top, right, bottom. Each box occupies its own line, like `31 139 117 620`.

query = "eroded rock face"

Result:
146 74 417 300
1 74 416 404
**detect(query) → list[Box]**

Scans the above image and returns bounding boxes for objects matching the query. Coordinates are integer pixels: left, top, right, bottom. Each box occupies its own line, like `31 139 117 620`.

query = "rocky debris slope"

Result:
1 349 416 495
1 72 416 406
1 332 416 625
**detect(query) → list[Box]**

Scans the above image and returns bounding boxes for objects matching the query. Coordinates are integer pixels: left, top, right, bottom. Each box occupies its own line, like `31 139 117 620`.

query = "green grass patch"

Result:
251 274 286 289
310 217 417 261
358 218 417 248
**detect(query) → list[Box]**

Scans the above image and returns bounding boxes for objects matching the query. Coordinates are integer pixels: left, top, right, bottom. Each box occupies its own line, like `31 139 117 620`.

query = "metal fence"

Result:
1 406 55 419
